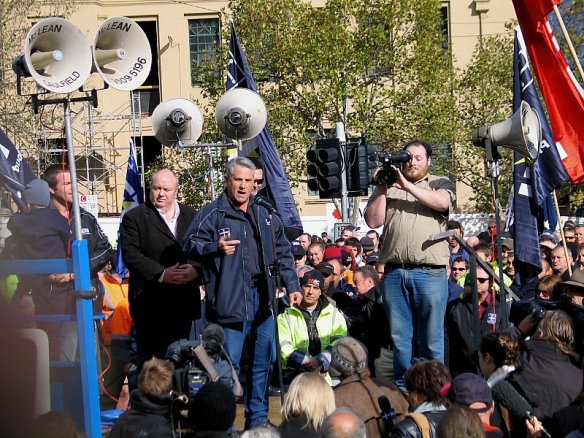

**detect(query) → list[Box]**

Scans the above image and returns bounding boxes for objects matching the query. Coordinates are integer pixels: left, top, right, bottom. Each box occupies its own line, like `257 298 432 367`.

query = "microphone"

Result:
492 381 551 438
377 395 397 430
254 195 277 213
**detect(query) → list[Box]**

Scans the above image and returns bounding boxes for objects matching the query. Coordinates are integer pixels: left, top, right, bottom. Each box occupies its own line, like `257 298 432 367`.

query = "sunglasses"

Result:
451 267 466 272
477 277 490 284
254 179 264 185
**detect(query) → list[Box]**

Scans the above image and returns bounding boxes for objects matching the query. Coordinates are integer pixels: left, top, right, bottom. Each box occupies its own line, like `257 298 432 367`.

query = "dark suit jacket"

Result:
121 201 200 359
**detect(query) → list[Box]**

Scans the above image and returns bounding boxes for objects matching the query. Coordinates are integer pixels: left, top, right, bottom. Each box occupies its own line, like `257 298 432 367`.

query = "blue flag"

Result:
511 28 568 269
226 20 303 241
0 128 36 209
115 139 144 277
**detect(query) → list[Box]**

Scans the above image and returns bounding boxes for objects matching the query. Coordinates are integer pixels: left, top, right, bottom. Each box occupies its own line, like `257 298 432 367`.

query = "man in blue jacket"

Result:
183 156 302 429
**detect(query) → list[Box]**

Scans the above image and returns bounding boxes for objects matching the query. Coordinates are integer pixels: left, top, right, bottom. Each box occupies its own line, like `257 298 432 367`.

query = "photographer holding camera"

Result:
364 140 455 391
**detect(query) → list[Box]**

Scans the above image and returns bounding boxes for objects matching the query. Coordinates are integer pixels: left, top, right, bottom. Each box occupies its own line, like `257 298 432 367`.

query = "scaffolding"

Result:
34 90 151 215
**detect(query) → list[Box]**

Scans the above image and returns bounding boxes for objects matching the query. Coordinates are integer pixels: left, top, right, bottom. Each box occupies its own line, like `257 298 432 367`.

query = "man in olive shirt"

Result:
364 139 455 389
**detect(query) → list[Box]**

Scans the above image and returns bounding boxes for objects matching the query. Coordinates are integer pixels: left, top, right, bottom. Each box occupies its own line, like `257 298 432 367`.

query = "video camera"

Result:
166 324 234 398
511 297 584 356
371 150 412 186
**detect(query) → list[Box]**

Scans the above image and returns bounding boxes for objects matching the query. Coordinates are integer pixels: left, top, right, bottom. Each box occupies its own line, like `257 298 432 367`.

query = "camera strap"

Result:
193 344 243 397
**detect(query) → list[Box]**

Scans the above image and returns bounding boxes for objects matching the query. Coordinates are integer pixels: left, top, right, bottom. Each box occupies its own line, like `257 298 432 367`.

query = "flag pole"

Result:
552 5 584 83
552 190 572 277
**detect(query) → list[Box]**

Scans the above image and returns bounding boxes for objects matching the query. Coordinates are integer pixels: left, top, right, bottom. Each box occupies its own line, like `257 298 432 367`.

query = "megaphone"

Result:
472 101 542 163
215 88 267 141
92 17 152 91
151 98 204 146
12 17 92 94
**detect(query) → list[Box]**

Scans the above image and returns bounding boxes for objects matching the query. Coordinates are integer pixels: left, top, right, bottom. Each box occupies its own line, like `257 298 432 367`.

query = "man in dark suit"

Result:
121 168 200 367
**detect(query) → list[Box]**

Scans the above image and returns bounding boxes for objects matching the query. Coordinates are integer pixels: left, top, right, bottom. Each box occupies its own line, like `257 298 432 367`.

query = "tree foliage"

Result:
187 0 521 213
454 30 514 211
0 1 77 156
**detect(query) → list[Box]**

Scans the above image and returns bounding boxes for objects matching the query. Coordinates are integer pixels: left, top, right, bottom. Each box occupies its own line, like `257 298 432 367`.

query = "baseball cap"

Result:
300 270 325 290
502 238 514 251
324 246 343 261
341 249 353 267
445 373 493 412
360 236 375 252
316 262 334 278
345 225 360 232
366 252 380 265
291 245 306 257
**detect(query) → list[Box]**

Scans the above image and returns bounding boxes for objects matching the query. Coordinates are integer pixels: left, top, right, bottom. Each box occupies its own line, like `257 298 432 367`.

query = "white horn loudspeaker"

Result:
215 88 267 141
151 99 204 146
92 16 152 91
472 100 542 163
12 17 92 94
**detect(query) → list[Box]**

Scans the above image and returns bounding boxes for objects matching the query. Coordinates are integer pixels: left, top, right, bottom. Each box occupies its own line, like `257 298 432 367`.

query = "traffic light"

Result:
346 138 368 196
346 139 381 196
306 138 342 199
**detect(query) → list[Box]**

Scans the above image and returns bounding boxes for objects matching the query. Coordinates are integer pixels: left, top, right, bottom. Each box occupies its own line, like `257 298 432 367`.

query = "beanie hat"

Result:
445 373 493 412
330 336 368 377
300 270 325 290
324 245 343 261
189 381 236 431
22 179 50 207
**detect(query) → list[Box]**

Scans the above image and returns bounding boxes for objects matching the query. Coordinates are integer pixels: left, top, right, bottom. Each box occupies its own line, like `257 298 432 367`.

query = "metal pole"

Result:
64 101 83 241
491 161 509 330
64 101 101 437
336 122 349 221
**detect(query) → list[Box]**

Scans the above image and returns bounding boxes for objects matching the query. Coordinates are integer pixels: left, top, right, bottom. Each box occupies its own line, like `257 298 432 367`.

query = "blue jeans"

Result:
382 265 447 389
222 286 275 428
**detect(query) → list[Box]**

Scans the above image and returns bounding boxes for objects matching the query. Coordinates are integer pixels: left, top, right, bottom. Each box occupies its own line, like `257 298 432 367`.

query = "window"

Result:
440 4 451 50
188 18 220 84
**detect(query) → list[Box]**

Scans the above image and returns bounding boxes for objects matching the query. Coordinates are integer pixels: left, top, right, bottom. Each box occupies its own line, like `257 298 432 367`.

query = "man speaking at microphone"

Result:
183 156 302 429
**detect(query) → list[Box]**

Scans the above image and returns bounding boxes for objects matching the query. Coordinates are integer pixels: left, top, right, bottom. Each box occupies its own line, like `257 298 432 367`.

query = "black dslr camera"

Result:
371 150 412 185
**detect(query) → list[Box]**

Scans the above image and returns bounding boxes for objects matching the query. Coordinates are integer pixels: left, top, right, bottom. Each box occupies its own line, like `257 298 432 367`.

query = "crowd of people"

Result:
2 140 584 437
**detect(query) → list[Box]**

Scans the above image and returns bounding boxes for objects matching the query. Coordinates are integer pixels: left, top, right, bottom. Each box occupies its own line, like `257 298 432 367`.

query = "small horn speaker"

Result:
12 17 92 94
92 17 152 91
472 101 542 163
215 88 267 141
151 98 204 146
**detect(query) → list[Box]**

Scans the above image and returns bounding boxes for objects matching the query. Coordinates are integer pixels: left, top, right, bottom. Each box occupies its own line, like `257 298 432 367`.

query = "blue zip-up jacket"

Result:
183 192 300 324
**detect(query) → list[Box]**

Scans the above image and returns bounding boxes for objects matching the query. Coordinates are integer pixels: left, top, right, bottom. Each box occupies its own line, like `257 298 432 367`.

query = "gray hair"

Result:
320 407 366 438
296 265 315 278
226 156 256 178
241 425 281 438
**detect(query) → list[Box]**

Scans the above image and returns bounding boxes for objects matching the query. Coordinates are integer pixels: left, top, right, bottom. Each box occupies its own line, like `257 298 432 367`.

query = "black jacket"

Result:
446 293 502 376
32 207 113 314
508 339 583 428
335 286 391 372
121 202 200 360
390 411 445 438
279 415 319 438
109 390 173 438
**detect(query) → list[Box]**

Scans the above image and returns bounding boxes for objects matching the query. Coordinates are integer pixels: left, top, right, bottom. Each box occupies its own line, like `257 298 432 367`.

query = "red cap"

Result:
324 246 343 261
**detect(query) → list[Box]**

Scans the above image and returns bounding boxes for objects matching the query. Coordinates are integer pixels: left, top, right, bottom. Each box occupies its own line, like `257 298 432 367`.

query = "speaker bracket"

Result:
30 89 98 114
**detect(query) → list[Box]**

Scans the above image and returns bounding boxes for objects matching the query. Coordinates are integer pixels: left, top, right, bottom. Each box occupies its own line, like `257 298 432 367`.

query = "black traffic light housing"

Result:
346 139 381 196
307 138 343 199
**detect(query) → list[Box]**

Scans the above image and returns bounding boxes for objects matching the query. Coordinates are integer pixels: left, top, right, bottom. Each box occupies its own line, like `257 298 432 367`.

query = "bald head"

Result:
321 408 366 438
150 168 179 212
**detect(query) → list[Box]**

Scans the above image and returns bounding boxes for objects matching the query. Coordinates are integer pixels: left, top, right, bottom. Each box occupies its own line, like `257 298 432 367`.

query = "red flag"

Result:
512 0 584 182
